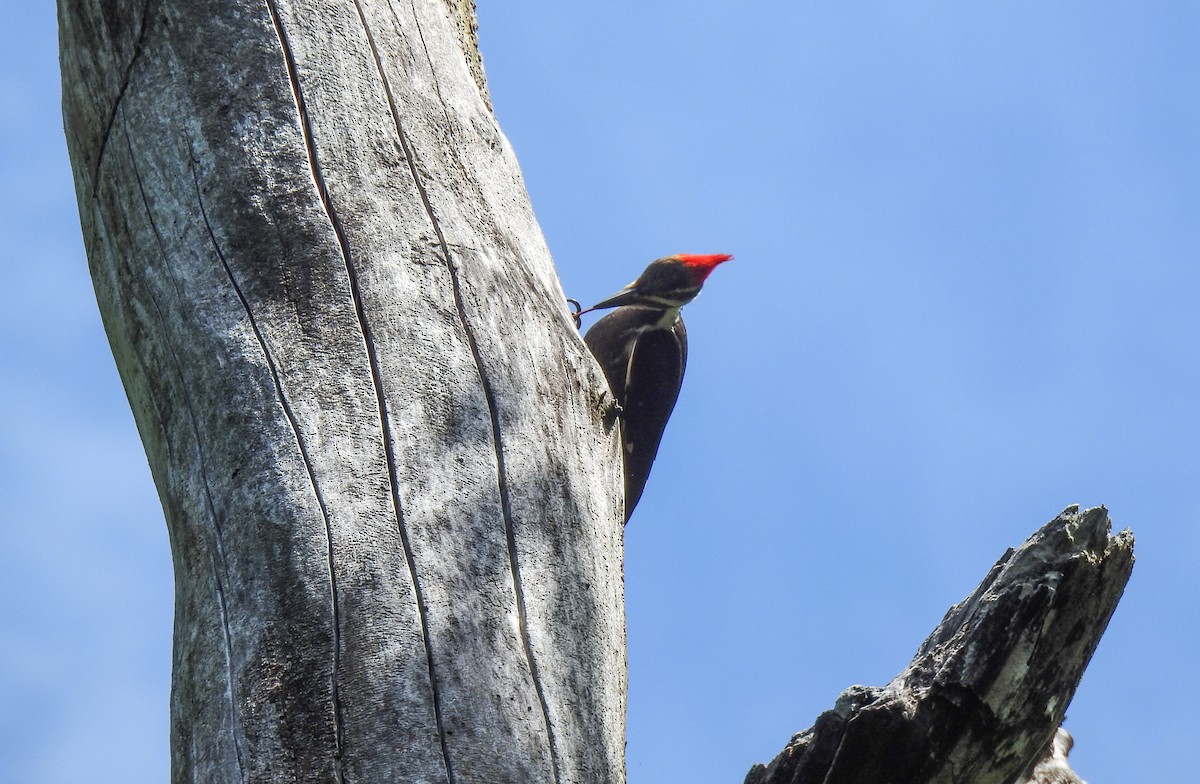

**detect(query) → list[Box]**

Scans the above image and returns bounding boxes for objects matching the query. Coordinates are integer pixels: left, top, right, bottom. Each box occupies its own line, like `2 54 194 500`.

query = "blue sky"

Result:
4 2 1197 782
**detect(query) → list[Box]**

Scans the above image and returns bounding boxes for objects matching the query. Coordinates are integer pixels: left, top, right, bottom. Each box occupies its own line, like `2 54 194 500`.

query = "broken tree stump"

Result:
746 505 1133 784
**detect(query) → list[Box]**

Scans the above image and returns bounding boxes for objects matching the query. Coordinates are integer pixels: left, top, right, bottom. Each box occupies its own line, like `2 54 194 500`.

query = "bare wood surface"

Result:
745 505 1133 784
59 1 624 782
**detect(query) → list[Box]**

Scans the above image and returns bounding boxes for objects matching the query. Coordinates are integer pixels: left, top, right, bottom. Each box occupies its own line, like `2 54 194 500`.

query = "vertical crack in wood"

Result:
401 1 453 132
91 0 153 198
354 3 562 781
117 117 249 782
401 1 482 193
265 2 453 781
187 146 347 781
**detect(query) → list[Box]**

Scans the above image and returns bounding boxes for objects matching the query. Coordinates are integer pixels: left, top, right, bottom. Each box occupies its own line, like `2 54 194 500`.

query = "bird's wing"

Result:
619 315 687 516
674 315 688 381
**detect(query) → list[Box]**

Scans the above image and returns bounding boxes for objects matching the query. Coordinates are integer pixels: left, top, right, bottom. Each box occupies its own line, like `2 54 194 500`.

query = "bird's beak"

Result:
579 282 640 315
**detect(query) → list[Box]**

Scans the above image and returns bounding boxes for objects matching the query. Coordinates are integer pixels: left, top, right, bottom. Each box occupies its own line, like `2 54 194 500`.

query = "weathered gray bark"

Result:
746 506 1133 784
59 1 624 783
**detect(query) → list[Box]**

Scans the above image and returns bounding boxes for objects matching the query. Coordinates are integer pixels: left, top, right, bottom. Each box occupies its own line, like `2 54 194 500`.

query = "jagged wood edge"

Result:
746 505 1134 784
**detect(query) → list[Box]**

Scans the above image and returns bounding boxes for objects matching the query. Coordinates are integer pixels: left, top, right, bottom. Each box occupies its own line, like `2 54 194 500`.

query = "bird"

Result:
1014 727 1087 784
578 253 732 522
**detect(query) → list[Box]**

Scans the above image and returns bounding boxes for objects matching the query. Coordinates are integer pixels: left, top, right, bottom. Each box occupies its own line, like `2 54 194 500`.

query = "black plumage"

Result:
584 307 688 521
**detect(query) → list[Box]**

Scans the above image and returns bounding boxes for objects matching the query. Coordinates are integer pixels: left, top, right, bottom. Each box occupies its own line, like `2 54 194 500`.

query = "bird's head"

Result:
583 253 732 313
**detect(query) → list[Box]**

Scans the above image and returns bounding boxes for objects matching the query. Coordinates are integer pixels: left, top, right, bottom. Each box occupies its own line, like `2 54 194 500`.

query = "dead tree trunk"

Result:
59 1 624 782
60 3 1134 784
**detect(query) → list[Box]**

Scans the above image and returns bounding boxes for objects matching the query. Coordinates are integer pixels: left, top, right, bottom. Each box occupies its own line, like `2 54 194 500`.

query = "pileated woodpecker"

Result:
579 253 732 522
